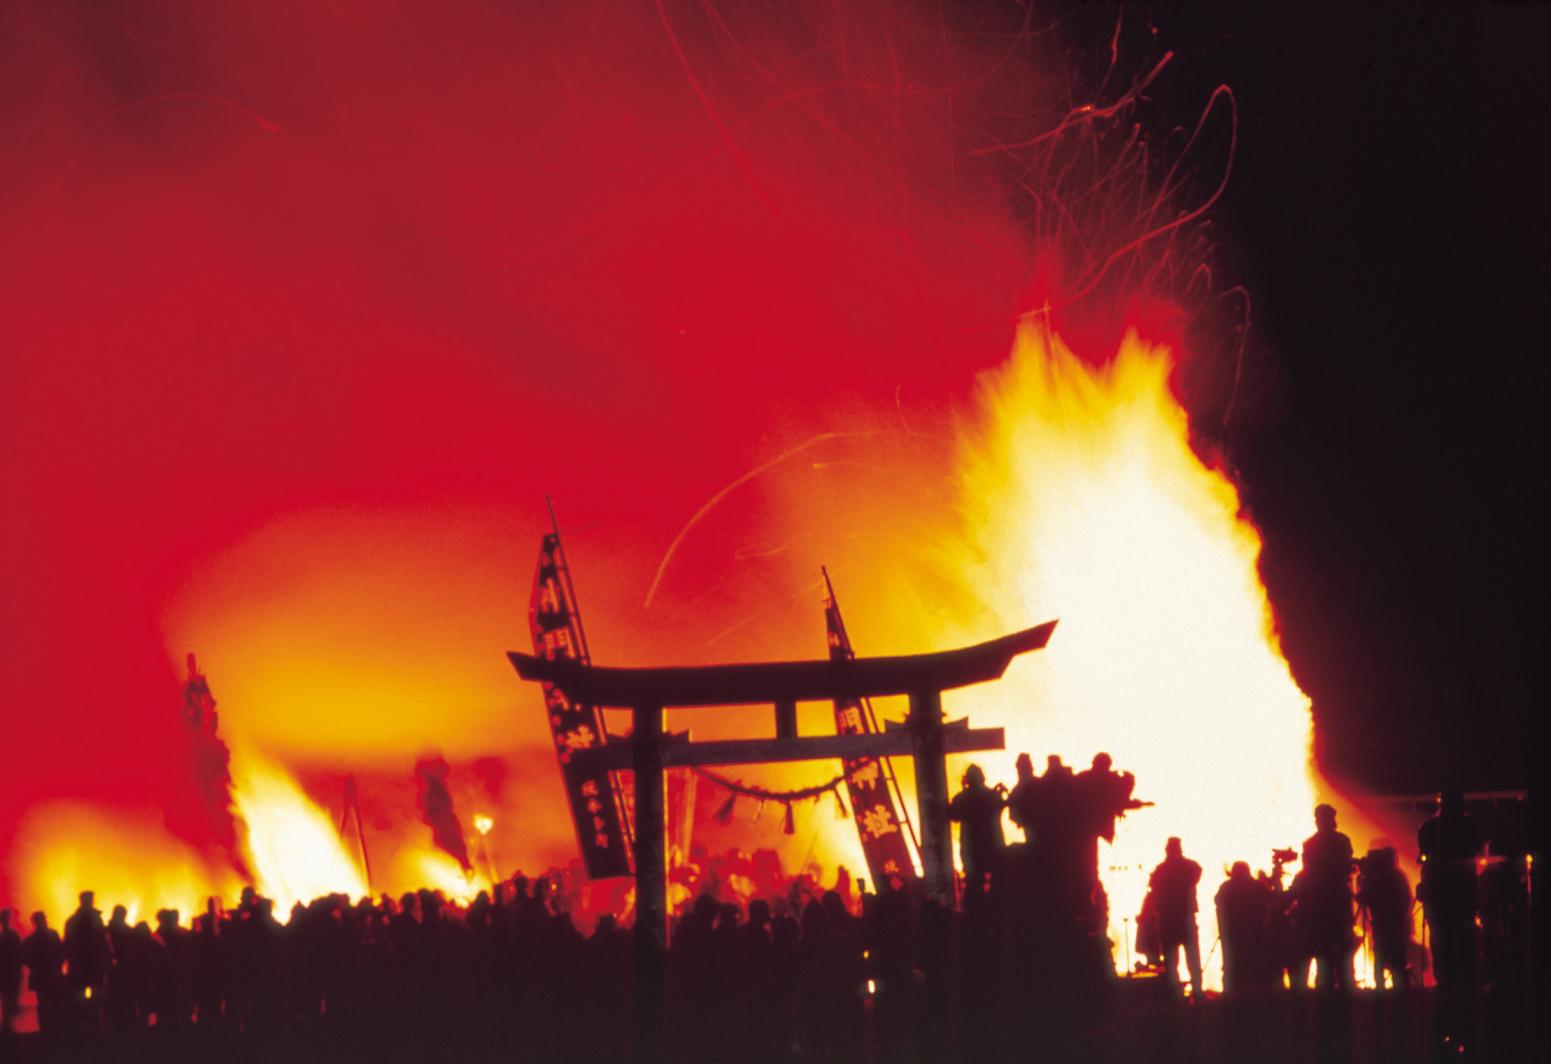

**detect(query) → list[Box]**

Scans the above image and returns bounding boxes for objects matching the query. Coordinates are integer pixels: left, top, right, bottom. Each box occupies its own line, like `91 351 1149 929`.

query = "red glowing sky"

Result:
2 1 1534 900
1 1 1146 892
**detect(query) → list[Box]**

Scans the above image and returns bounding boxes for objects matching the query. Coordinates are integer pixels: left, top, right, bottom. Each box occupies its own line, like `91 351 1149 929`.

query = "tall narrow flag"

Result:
530 530 633 878
824 569 920 890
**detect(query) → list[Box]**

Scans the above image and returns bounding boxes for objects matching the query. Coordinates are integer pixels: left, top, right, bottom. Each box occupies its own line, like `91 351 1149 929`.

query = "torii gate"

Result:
509 619 1055 1062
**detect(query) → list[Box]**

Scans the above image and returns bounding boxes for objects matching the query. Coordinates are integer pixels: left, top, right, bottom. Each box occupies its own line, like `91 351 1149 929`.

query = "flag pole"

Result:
538 498 632 857
821 566 922 860
546 496 592 665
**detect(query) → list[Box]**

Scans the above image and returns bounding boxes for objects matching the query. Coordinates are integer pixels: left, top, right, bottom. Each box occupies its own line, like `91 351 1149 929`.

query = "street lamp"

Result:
473 814 498 890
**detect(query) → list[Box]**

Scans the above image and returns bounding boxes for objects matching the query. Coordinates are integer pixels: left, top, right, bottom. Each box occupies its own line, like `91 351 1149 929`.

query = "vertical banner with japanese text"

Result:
825 576 919 890
530 533 633 878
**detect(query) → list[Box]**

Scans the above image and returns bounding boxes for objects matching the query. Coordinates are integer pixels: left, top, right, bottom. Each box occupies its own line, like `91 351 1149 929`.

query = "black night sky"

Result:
1141 3 1539 795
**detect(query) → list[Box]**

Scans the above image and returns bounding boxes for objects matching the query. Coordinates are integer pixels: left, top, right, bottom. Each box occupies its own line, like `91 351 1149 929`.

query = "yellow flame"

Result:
391 846 490 906
935 324 1322 987
15 746 484 925
229 747 368 911
13 802 242 927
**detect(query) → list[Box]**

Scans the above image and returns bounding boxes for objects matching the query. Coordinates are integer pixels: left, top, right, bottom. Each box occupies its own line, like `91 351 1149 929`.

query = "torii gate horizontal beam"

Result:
565 721 1005 774
508 621 1055 707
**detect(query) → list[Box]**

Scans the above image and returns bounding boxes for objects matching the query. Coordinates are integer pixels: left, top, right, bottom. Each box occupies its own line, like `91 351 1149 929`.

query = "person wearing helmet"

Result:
948 764 1006 910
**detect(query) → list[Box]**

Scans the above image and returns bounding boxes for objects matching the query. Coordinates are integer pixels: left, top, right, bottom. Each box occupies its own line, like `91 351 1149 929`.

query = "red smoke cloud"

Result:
0 1 1227 901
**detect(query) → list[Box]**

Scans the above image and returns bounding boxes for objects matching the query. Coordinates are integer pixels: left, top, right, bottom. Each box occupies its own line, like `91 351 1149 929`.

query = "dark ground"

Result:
0 983 1536 1064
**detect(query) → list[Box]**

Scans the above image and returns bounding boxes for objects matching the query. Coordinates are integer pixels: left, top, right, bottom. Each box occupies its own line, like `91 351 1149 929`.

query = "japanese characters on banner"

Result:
825 580 920 890
530 533 633 878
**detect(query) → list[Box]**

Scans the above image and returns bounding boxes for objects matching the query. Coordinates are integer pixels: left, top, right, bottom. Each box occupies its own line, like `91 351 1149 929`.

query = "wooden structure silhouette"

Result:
509 619 1056 1062
337 774 373 894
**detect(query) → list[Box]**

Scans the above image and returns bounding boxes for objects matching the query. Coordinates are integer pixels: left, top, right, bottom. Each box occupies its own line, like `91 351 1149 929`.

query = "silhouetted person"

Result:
866 878 917 1062
151 908 191 1030
733 899 779 1064
1147 837 1203 999
224 886 263 1031
64 889 107 1027
191 906 224 1027
1215 861 1271 993
0 910 20 1034
1006 753 1037 843
795 897 861 1063
1135 891 1163 970
833 865 855 915
1031 754 1076 846
1476 835 1529 1017
247 896 285 1029
1074 752 1146 928
948 764 1005 908
126 922 155 1029
1077 753 1140 846
22 912 65 1036
768 906 800 1061
105 903 138 1031
917 897 952 1063
1299 804 1355 990
1261 848 1301 990
1417 788 1482 996
1020 754 1092 921
1356 845 1413 990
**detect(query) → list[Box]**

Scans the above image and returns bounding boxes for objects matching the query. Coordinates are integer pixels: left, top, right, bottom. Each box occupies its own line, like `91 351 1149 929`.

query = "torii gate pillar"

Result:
908 688 954 905
631 702 667 1060
510 620 1056 1063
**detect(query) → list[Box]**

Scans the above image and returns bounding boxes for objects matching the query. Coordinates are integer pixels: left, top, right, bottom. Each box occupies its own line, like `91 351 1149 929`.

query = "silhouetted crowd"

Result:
0 764 1535 1063
0 861 954 1062
1 875 634 1062
943 760 1532 1060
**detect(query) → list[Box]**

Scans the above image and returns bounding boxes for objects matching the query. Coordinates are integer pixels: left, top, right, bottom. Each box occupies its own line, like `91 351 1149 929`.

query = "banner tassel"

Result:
783 802 796 835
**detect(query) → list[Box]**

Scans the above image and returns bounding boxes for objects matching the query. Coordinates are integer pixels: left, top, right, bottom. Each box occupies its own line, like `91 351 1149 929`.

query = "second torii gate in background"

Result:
509 619 1056 1063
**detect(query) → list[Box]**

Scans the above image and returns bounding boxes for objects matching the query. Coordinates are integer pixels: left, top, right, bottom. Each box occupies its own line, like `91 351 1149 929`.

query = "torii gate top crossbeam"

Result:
561 722 1006 774
508 621 1055 708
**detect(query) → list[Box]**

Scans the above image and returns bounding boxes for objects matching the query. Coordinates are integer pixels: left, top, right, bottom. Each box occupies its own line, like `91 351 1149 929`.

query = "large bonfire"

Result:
924 321 1328 983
